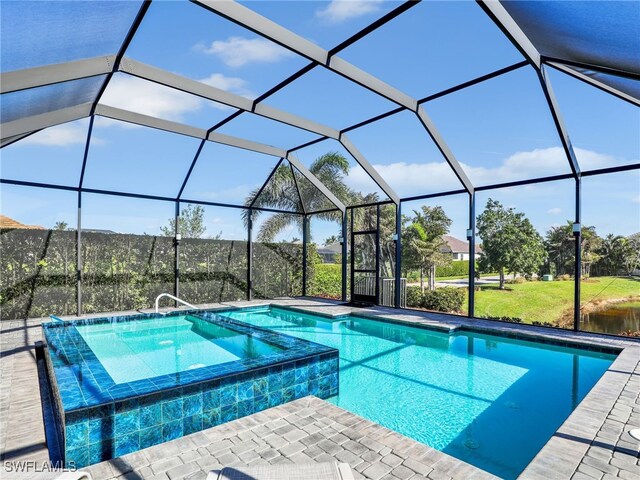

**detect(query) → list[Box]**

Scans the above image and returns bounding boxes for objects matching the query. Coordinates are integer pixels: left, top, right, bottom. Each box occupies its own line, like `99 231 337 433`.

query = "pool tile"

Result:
114 410 139 435
203 408 221 429
88 418 113 444
162 398 183 422
183 393 203 416
221 404 237 423
89 441 112 465
268 390 283 408
139 426 163 449
183 414 203 435
237 399 254 417
203 389 220 410
220 385 237 406
66 422 88 450
254 395 269 412
162 420 183 442
140 404 162 429
237 381 254 401
115 432 139 457
268 373 283 392
67 446 89 469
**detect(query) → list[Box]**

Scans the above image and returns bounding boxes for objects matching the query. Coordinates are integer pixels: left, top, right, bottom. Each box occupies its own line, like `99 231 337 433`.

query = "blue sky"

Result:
1 0 639 244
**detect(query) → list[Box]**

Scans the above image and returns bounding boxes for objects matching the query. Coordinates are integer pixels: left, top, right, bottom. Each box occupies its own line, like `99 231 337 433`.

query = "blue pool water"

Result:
223 307 616 479
76 315 283 384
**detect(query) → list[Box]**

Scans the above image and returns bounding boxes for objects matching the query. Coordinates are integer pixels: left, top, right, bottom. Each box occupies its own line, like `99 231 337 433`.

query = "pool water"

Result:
223 307 616 479
76 315 283 384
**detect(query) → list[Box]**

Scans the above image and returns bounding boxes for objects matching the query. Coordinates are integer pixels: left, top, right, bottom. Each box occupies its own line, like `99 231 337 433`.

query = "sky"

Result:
1 0 639 244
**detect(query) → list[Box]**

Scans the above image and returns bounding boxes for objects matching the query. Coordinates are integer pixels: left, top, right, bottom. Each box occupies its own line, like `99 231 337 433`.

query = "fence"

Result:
0 228 305 320
353 274 406 307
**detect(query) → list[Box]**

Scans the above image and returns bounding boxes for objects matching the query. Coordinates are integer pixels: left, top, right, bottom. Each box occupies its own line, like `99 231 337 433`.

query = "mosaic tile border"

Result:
60 351 339 468
43 309 336 410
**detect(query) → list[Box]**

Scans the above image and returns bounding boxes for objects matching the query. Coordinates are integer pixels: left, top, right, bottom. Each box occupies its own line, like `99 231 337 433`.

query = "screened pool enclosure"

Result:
1 1 638 336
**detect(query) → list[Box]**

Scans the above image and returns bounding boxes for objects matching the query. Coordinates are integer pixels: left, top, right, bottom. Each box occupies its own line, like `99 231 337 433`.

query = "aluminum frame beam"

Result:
120 58 340 139
0 55 116 94
1 102 92 140
192 0 471 197
339 134 400 204
475 0 541 68
93 105 345 213
415 107 474 193
475 1 581 179
286 153 346 213
537 66 581 177
545 61 640 107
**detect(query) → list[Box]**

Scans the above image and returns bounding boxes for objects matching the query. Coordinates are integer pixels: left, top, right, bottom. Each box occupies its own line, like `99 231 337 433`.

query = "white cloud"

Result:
97 73 255 127
464 147 626 185
316 0 383 23
190 185 257 203
18 121 88 147
547 207 562 215
345 147 636 197
198 36 293 68
100 75 202 123
632 195 640 204
199 73 255 99
346 161 461 197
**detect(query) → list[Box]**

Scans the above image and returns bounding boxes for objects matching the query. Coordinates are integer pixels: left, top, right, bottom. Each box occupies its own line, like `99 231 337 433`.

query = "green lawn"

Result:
470 276 640 324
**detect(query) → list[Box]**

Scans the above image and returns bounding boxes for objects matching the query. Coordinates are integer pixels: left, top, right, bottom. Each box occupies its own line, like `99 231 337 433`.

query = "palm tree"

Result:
243 152 357 241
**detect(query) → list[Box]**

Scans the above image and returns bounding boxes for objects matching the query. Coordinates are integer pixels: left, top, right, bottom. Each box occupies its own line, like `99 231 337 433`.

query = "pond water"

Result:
581 303 640 335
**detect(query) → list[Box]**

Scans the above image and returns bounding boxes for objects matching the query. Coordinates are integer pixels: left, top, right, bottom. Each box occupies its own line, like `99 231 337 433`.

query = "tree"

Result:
544 222 601 278
323 235 340 246
244 152 355 241
402 206 452 291
476 199 546 289
53 221 69 231
623 234 640 276
595 233 640 276
160 204 206 238
545 224 573 275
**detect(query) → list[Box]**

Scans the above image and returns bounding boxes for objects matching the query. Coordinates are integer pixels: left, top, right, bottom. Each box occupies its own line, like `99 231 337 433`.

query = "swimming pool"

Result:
222 306 617 480
75 315 284 384
43 310 339 467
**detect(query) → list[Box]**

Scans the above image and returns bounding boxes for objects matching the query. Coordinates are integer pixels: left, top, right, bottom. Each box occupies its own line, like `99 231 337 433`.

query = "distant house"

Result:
317 243 342 263
0 214 44 230
441 235 482 261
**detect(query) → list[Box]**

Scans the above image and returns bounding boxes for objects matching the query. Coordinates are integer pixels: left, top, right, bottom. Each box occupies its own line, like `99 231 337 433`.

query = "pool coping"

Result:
51 297 640 479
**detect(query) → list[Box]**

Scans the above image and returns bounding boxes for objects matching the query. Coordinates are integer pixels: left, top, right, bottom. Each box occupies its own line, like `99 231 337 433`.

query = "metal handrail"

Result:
155 293 197 314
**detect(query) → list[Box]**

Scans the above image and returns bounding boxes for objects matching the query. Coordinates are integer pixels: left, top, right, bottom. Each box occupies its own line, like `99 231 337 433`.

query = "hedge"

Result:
0 228 307 320
406 286 465 313
308 263 341 299
435 260 471 278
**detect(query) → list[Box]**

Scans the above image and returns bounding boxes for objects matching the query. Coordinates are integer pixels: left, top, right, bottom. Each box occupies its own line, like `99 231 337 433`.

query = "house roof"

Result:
0 214 44 230
441 235 482 254
317 243 342 255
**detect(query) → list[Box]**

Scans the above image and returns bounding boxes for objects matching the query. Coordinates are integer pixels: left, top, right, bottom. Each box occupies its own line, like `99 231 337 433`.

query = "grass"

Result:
470 276 640 324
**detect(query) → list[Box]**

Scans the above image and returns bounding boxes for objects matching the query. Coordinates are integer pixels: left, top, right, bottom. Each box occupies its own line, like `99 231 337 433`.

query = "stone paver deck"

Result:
85 396 496 480
1 298 638 479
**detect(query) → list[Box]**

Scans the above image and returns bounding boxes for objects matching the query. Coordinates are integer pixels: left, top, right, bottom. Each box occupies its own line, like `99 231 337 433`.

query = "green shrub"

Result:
422 287 465 312
481 315 523 323
308 263 341 299
406 286 465 313
406 286 423 307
